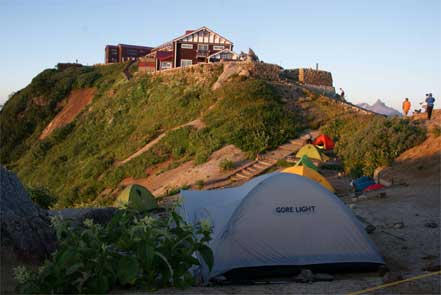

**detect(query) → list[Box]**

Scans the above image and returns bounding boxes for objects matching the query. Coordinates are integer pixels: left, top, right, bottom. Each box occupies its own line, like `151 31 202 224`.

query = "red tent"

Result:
313 134 335 150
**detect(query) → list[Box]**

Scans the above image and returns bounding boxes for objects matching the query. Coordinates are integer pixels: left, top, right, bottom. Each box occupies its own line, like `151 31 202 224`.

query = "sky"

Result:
1 0 440 111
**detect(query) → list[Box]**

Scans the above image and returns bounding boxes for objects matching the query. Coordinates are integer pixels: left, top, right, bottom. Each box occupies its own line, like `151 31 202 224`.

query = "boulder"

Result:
365 224 377 234
313 273 334 282
383 271 403 283
0 166 56 258
424 222 438 228
50 207 117 228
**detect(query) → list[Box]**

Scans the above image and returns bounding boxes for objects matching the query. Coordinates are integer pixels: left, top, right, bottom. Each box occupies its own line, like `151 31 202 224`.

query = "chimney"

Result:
316 63 319 71
185 30 195 35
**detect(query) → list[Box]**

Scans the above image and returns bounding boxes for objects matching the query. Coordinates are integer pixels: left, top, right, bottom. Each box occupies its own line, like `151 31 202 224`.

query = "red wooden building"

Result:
105 44 153 64
139 27 238 72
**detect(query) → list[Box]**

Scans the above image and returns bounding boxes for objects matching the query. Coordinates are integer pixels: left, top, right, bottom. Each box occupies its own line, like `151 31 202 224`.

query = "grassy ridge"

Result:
1 64 300 207
2 62 425 207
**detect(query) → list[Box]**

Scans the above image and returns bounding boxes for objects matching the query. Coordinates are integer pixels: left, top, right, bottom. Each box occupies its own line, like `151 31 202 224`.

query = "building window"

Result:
197 44 209 51
160 61 172 70
181 43 193 49
181 59 192 67
213 45 224 51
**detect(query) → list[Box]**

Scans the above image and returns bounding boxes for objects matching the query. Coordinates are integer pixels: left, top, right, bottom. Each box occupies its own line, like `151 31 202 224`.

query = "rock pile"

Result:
0 166 55 258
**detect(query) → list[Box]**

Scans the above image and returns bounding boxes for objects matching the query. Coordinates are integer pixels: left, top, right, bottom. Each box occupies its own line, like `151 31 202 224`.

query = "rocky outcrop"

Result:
0 166 56 258
212 61 281 91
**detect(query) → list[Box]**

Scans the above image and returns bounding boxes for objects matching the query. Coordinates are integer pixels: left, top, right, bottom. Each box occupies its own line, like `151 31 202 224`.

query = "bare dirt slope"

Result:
39 88 95 140
121 145 248 196
381 110 441 186
115 118 206 167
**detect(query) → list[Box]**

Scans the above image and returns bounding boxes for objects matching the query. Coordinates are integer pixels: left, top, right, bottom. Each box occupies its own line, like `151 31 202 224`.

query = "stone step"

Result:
258 159 275 166
278 143 297 151
254 162 270 169
289 140 303 146
234 172 250 180
246 165 260 173
240 169 255 177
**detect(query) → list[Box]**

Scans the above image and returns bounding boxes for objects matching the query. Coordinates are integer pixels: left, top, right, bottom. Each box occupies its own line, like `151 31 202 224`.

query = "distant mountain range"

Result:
357 99 401 116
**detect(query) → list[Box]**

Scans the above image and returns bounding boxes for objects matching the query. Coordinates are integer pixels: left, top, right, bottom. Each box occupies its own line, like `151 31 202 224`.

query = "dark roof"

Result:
117 44 153 50
157 51 174 61
153 26 233 52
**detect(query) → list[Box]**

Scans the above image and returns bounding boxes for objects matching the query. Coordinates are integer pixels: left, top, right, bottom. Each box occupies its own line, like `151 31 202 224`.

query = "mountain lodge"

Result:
138 27 237 72
104 27 240 72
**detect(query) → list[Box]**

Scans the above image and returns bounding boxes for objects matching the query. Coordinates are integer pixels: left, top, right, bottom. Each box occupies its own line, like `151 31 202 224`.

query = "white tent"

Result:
178 172 384 282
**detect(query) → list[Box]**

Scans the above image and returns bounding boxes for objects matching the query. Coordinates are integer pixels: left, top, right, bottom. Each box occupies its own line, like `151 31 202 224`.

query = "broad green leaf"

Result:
172 233 193 251
154 251 174 281
198 245 214 271
116 256 139 285
65 262 84 276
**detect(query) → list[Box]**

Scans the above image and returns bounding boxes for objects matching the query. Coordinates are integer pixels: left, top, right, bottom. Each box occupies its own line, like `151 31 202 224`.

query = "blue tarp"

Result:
351 176 375 192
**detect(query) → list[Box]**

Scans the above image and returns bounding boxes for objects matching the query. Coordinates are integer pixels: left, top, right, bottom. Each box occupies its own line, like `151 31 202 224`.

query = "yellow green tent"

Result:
114 184 157 211
295 144 329 162
282 166 335 192
295 155 318 171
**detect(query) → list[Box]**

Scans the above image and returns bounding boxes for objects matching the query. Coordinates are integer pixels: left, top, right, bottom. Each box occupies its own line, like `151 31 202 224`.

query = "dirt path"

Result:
39 88 95 140
115 99 222 167
114 118 205 167
121 145 247 196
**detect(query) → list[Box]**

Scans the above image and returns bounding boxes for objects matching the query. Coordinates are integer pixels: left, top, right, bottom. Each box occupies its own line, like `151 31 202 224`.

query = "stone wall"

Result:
247 62 281 81
302 84 336 97
282 68 333 87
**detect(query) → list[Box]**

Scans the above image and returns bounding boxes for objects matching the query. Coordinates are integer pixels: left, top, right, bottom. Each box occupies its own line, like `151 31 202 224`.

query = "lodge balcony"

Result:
196 50 209 57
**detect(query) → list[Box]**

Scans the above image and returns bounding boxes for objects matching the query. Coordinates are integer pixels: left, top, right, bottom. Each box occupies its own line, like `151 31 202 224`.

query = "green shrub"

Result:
161 185 191 198
276 159 291 168
219 159 234 171
26 187 57 209
322 116 426 177
431 126 441 137
74 71 102 89
195 180 205 189
31 140 53 160
15 209 213 294
51 122 75 142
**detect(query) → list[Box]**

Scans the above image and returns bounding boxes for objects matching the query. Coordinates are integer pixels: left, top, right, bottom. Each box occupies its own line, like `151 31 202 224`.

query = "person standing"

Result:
402 98 411 116
425 93 436 120
339 88 345 101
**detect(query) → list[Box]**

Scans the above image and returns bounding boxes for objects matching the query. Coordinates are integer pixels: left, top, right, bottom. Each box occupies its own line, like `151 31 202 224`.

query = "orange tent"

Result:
282 166 335 192
313 134 335 150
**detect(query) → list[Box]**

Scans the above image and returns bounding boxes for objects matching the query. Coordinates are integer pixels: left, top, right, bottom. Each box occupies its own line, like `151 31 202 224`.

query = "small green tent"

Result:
296 144 329 162
114 184 157 211
295 155 318 171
